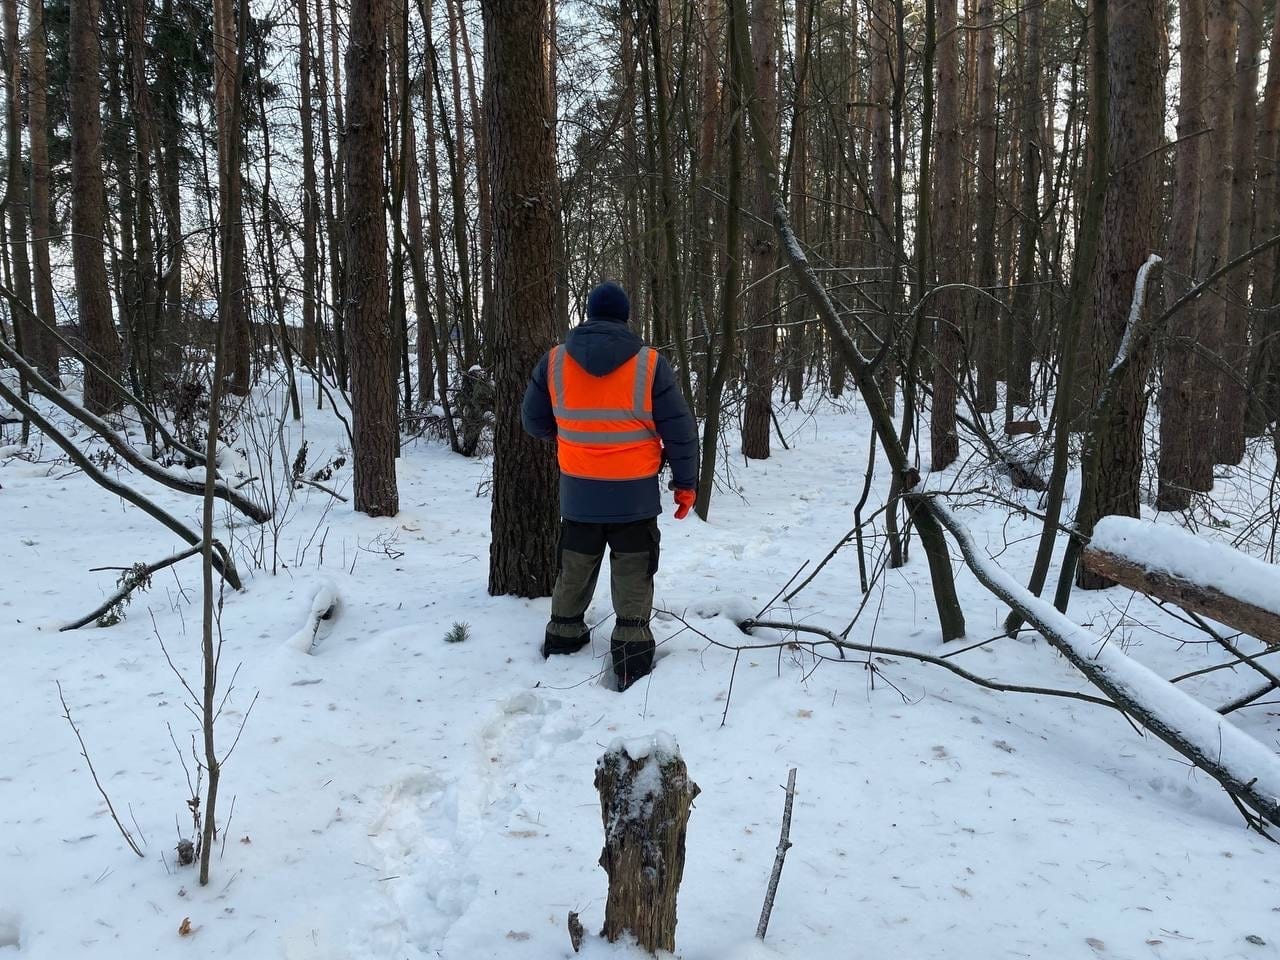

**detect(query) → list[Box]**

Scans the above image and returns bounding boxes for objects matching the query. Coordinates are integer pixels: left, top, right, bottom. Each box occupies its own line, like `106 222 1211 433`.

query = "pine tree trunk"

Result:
1156 0 1207 510
69 0 123 415
156 0 184 374
1215 0 1262 463
930 0 963 469
298 0 319 367
315 0 346 386
404 107 435 409
784 0 810 409
867 0 895 413
971 0 998 413
26 0 59 383
344 0 398 516
3 0 32 330
1188 0 1236 488
1076 0 1163 590
484 0 560 597
1006 0 1041 412
740 0 779 460
213 0 250 396
126 0 163 400
1245 0 1280 433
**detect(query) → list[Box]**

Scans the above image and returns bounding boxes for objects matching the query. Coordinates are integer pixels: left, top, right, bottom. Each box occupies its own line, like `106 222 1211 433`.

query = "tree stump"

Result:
594 734 699 954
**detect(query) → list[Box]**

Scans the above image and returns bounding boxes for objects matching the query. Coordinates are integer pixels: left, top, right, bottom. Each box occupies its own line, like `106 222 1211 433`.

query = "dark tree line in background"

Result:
2 0 1280 604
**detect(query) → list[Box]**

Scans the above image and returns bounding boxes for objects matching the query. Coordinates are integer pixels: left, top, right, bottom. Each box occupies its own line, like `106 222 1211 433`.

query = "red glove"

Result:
673 488 696 520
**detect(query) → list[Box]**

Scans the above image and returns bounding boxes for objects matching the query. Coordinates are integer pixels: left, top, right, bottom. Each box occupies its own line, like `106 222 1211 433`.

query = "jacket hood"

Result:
564 318 643 376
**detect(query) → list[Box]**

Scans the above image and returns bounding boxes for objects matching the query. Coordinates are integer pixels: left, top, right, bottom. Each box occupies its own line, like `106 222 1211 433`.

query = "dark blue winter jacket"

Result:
522 318 698 523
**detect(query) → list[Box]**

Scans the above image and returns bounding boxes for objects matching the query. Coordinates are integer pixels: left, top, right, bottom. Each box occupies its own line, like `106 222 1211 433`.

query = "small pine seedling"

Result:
443 622 471 644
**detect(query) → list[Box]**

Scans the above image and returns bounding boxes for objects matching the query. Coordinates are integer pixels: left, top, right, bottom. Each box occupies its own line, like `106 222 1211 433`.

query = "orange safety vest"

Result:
548 345 663 481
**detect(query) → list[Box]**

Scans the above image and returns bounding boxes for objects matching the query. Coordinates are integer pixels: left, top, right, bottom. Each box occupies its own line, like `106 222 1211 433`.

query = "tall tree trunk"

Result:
1245 0 1280 433
740 0 779 460
484 0 560 597
156 0 184 374
315 0 347 386
1190 0 1236 489
213 0 249 396
1006 0 1041 413
696 5 741 520
26 0 58 383
971 0 998 413
3 0 34 399
1156 0 1207 510
404 87 435 409
867 0 895 413
930 0 963 469
298 0 319 367
126 0 163 400
69 0 123 414
1075 0 1164 589
345 0 399 515
784 0 811 409
1215 0 1262 462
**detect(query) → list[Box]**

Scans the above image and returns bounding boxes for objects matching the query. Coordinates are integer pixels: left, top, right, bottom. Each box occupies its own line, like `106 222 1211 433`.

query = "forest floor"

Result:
2 373 1279 960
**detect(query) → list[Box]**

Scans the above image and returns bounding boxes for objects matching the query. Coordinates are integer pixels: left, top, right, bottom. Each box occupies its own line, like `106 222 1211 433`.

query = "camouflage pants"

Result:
547 518 659 647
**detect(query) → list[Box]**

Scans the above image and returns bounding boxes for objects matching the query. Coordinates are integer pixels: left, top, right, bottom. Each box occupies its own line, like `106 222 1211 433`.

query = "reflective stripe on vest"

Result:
549 345 662 481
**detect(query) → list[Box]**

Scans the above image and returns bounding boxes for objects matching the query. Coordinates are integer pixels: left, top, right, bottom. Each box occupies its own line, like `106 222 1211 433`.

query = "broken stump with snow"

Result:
1082 516 1280 647
593 734 699 954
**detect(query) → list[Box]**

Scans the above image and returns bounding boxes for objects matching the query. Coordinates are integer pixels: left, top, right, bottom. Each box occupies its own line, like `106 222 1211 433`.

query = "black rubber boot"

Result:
543 615 591 659
610 624 655 691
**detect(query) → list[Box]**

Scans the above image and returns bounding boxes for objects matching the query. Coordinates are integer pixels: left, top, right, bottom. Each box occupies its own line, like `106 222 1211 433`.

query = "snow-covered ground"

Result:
2 374 1279 959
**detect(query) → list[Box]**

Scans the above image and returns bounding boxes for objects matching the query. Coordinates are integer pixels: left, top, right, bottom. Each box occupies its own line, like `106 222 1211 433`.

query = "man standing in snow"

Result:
522 281 698 691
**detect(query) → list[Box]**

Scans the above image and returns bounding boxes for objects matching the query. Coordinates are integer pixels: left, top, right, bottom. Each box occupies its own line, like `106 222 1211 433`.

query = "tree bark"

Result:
595 739 699 954
298 0 319 366
484 0 560 597
344 0 399 516
25 0 58 383
1188 0 1236 491
1006 0 1041 412
1075 0 1164 590
1081 548 1280 648
929 0 963 469
1156 0 1208 510
69 0 123 414
213 0 250 396
1215 0 1262 463
740 0 779 460
971 0 998 413
1244 0 1280 434
3 0 34 365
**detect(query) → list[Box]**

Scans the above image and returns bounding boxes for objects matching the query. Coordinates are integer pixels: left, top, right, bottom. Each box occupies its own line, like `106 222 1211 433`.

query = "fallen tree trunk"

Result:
0 377 241 590
923 495 1280 832
1082 517 1280 647
0 335 271 523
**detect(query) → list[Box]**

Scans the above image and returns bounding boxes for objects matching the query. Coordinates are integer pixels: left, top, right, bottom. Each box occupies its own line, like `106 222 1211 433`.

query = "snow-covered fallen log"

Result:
1082 516 1280 647
923 496 1280 831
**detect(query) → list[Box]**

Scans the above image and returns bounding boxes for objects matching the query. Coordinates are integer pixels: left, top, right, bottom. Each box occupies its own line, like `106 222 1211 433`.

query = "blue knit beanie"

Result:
586 281 631 323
